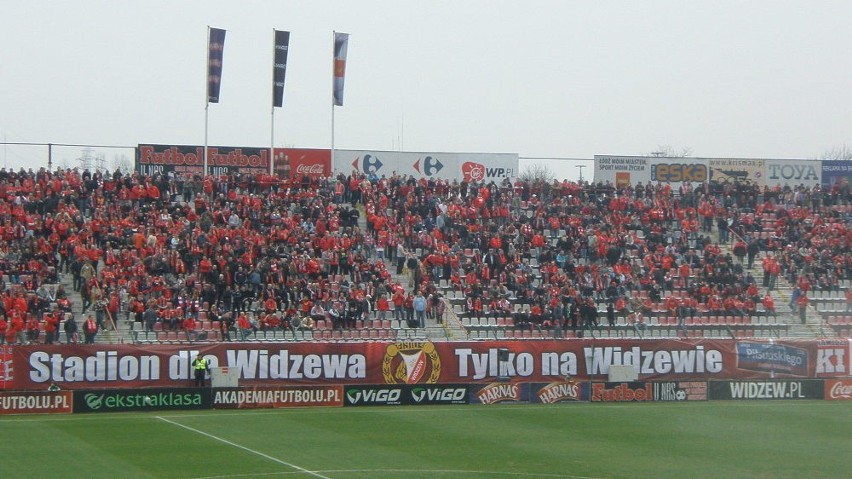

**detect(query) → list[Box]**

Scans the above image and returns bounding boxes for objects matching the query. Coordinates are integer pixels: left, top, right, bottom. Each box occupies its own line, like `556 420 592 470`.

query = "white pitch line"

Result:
192 469 598 479
156 416 330 479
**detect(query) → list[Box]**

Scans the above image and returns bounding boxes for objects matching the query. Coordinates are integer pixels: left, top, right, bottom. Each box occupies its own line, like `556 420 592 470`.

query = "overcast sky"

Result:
1 1 850 180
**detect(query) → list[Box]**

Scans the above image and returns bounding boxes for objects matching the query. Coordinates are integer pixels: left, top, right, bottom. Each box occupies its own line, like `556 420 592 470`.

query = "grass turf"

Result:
1 401 849 478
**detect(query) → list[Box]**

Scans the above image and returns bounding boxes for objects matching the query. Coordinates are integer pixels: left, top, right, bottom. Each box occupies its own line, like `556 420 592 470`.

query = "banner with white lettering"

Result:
7 339 840 391
334 149 519 183
821 160 852 190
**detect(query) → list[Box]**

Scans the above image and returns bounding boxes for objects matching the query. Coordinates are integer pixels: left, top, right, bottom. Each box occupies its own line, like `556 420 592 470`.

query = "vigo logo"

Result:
346 388 401 405
382 341 441 384
410 387 466 403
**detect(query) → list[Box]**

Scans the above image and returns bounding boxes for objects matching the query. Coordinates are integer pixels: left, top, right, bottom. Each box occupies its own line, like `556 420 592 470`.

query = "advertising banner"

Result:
529 380 589 403
649 159 708 187
344 385 405 406
0 391 72 415
469 382 529 404
708 159 765 187
593 156 650 187
73 387 211 413
334 149 518 183
822 160 852 190
591 382 654 402
137 144 271 177
273 148 331 179
7 340 836 391
708 380 825 400
212 385 342 409
406 384 469 405
651 381 708 401
764 159 821 188
735 341 809 377
814 339 848 377
824 379 852 401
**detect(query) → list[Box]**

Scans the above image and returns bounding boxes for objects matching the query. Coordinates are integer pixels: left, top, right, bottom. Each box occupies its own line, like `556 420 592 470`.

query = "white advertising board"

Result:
333 149 518 183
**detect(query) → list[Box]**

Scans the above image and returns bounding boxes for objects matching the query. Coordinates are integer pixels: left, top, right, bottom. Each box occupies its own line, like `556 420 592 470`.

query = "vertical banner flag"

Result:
208 27 227 103
272 30 290 107
333 32 349 106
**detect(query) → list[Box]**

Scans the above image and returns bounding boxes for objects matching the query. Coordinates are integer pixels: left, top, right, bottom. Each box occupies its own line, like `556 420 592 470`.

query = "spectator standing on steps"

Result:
63 314 78 344
83 315 98 344
413 291 427 328
796 294 809 325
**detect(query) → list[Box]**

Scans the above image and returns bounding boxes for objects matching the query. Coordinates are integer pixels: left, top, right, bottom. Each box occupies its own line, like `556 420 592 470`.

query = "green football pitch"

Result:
1 401 849 479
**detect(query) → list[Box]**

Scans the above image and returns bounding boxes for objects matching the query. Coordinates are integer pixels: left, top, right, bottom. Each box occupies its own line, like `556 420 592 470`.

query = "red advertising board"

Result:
825 379 852 400
0 391 73 415
4 339 836 391
273 148 331 179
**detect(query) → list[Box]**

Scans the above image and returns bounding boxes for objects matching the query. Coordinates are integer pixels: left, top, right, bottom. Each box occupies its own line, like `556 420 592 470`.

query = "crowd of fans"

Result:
0 164 848 345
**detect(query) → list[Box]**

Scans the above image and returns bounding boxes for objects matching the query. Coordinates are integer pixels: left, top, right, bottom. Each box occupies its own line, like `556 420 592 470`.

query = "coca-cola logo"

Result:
462 162 485 183
829 382 852 399
295 164 325 175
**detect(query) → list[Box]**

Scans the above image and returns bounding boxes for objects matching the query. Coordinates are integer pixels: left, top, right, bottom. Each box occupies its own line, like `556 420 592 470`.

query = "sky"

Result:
1 1 851 181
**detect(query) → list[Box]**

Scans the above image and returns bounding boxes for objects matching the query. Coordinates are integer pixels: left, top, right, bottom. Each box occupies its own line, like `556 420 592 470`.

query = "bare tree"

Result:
113 154 133 173
820 145 852 161
649 145 693 157
519 163 555 183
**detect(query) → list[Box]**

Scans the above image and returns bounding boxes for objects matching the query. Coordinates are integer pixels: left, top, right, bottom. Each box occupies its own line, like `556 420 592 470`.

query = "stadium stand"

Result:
0 167 847 345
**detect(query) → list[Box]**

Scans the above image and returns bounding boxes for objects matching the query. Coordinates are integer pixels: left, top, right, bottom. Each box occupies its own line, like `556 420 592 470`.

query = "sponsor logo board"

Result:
652 381 708 401
73 388 210 413
469 383 529 404
709 380 824 400
529 380 589 403
343 386 404 406
825 380 852 401
408 385 468 405
212 386 342 408
0 391 72 415
591 382 654 402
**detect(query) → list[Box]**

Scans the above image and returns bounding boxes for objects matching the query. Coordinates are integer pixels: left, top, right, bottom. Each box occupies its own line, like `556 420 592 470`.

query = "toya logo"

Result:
382 341 441 384
536 381 581 404
476 383 520 404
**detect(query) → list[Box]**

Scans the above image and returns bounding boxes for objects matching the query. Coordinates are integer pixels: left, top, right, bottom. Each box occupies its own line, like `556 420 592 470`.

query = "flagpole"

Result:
204 25 209 178
270 28 275 175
